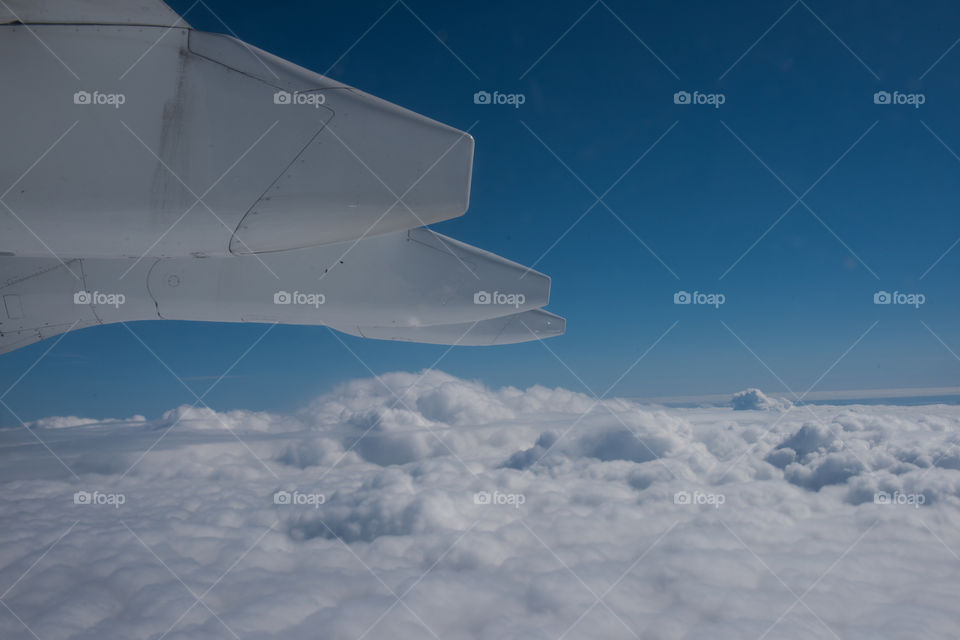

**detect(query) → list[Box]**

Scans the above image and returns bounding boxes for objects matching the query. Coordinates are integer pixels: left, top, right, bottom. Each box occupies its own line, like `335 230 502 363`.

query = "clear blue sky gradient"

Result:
2 0 959 423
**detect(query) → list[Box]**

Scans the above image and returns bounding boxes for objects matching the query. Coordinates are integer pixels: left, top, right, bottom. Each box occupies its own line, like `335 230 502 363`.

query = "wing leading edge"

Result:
0 0 188 27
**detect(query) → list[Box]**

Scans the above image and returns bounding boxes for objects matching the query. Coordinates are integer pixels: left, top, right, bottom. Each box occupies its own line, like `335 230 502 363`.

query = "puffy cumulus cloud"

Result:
1 374 960 639
303 369 595 430
732 388 793 411
504 409 692 471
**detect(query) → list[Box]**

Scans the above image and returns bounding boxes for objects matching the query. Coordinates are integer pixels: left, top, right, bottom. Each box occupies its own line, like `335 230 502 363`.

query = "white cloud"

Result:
25 414 147 429
731 387 793 411
2 372 959 639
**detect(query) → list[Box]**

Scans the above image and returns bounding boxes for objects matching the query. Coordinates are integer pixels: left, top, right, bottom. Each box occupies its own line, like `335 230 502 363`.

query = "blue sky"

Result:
3 0 960 423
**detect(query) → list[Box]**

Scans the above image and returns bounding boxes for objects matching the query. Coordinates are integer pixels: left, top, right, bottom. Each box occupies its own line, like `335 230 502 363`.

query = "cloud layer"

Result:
2 371 960 639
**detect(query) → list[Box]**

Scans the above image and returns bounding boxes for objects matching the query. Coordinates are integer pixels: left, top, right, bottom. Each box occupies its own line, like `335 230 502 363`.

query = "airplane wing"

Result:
0 230 558 352
0 0 188 27
0 1 563 353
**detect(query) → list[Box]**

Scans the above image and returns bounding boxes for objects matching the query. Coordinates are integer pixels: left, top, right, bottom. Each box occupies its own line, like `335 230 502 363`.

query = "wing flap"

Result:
332 309 566 346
